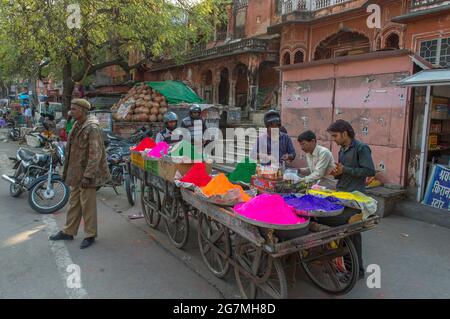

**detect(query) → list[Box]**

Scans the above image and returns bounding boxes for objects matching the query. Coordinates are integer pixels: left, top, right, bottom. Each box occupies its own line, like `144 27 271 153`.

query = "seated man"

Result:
297 130 336 185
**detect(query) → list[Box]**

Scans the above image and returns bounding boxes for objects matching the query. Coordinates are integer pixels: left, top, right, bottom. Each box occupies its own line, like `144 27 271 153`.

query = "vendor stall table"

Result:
131 163 380 299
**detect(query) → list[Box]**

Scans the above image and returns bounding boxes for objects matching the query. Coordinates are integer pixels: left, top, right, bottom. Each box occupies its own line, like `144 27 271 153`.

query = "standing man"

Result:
297 130 336 185
250 110 296 165
326 119 376 279
50 99 110 249
24 106 32 128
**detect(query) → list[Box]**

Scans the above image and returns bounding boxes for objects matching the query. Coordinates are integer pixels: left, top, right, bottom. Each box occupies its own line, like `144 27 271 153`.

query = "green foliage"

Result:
0 0 229 85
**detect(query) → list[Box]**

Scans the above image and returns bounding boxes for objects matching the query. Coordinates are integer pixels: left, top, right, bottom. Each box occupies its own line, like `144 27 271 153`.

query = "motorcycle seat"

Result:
18 149 35 162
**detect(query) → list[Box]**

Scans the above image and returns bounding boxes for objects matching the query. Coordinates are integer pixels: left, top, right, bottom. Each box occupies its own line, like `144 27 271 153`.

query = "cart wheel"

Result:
140 182 161 229
300 237 359 295
234 238 288 299
164 199 189 249
197 212 231 279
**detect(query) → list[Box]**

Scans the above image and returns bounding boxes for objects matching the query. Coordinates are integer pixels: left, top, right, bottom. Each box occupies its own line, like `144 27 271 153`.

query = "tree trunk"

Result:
62 60 74 117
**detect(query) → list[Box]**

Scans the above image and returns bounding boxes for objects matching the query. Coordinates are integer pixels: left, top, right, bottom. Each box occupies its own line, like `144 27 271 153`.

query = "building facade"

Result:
139 0 450 196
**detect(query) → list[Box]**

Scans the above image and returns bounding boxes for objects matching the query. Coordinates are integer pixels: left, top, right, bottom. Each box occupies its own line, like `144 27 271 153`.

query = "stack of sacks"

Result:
227 157 256 184
200 173 251 203
179 163 212 187
131 137 156 152
234 194 308 225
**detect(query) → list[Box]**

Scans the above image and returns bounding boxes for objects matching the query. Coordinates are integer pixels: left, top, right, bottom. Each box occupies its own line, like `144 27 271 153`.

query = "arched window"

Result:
385 33 400 50
294 50 304 64
283 52 291 65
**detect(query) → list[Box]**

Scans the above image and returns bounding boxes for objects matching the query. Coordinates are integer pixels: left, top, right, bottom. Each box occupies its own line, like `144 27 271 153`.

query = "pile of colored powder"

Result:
180 163 212 187
308 189 372 203
283 194 344 212
169 141 203 161
227 157 256 184
147 142 170 158
234 194 308 225
201 173 251 202
131 137 156 152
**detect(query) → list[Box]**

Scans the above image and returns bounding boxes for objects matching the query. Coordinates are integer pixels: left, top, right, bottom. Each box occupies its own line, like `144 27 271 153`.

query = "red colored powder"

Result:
131 137 156 152
180 163 212 187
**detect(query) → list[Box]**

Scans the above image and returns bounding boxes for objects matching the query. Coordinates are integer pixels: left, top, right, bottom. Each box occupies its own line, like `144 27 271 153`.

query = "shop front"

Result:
398 69 450 210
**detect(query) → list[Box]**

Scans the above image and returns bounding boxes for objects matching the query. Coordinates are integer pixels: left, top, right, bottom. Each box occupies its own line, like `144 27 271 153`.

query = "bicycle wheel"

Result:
301 237 359 295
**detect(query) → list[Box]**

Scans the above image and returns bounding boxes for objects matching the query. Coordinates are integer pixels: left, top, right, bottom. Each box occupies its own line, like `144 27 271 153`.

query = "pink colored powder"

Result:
147 142 170 158
234 194 308 226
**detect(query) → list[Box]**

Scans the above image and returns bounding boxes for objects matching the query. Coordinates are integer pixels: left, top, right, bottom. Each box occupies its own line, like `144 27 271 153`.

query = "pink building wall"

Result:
281 52 415 186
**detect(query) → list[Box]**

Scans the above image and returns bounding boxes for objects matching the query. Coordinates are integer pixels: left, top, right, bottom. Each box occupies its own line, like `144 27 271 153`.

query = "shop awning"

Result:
396 69 450 87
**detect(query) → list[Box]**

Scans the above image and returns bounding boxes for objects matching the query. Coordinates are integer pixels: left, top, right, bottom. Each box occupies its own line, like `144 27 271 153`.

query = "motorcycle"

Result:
101 142 136 206
1 134 70 214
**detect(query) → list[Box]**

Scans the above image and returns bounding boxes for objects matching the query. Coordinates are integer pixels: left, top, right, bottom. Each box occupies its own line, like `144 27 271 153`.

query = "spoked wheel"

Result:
234 238 288 299
300 237 359 295
28 178 70 214
164 198 189 249
197 212 231 278
140 182 161 229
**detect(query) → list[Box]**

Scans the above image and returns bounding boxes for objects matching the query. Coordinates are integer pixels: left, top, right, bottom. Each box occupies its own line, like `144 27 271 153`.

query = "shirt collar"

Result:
312 145 320 157
343 139 356 152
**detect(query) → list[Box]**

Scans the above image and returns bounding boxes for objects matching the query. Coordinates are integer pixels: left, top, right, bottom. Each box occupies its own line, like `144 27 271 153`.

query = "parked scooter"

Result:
1 134 69 214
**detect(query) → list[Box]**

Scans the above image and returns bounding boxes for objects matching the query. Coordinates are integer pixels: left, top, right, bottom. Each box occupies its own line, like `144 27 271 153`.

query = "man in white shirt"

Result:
297 130 336 185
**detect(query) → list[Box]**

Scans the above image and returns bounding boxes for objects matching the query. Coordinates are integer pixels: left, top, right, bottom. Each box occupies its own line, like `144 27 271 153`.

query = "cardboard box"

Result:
131 151 144 170
158 160 212 182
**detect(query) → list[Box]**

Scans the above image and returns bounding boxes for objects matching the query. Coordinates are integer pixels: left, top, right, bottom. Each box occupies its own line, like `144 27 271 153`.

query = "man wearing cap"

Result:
50 99 110 249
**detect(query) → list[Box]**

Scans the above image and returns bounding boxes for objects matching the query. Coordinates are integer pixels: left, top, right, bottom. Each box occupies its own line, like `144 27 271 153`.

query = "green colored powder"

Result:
227 157 257 184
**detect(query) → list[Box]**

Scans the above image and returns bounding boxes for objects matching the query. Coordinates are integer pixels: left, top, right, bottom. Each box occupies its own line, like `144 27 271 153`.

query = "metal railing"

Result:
282 0 352 14
185 38 268 61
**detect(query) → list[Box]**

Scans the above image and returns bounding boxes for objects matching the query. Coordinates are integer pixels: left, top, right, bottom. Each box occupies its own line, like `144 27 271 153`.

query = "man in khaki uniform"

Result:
50 99 110 249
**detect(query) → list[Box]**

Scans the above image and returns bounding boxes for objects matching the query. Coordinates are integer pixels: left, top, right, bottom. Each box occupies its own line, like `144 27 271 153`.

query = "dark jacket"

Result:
336 139 376 193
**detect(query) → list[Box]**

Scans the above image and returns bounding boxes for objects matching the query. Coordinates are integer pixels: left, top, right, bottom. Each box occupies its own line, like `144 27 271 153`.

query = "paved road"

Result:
0 140 449 299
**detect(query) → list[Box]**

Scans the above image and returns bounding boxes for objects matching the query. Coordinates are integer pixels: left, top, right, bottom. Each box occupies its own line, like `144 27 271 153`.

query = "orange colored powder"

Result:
201 173 251 202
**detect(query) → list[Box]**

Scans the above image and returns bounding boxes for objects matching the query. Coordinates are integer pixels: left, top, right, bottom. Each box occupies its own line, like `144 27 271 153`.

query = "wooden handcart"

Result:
181 189 380 299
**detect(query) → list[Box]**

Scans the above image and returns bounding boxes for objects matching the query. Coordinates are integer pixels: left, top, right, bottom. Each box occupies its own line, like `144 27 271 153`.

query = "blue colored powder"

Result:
283 194 344 212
